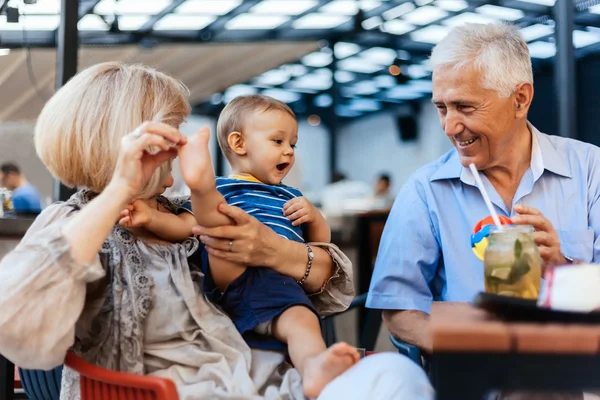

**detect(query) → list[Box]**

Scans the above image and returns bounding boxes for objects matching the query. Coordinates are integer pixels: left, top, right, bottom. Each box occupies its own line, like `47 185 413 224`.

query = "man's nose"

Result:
444 110 464 137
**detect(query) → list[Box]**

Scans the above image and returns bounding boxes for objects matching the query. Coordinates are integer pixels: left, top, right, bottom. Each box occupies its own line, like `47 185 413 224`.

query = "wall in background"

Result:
336 101 452 195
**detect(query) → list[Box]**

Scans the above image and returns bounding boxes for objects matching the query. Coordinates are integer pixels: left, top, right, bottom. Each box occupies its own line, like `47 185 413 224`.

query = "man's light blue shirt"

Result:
366 125 600 314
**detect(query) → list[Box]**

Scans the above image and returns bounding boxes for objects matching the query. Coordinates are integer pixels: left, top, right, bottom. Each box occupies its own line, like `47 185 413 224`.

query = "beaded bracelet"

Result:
297 243 314 286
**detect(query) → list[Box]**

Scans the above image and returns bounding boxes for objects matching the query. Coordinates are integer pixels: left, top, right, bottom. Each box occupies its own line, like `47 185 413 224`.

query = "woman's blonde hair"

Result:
35 62 191 198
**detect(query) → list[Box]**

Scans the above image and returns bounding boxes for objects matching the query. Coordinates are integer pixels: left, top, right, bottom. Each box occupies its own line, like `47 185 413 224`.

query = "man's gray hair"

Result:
430 23 533 98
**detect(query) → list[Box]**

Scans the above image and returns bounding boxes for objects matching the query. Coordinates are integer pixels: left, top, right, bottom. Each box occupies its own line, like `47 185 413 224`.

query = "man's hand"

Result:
118 199 154 228
283 197 320 227
512 205 566 269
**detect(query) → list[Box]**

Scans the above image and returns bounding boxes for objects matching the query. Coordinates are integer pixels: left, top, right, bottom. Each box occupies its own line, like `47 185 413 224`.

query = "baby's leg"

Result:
272 306 360 398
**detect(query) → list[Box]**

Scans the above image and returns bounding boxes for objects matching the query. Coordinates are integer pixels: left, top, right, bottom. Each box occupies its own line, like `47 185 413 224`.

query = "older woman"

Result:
0 62 432 400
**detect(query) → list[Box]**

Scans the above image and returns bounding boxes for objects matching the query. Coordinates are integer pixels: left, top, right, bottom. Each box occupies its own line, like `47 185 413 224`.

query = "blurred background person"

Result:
0 162 42 213
372 173 394 209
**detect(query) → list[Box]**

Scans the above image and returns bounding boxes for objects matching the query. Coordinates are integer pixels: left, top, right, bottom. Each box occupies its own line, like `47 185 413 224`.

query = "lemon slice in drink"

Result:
490 267 512 280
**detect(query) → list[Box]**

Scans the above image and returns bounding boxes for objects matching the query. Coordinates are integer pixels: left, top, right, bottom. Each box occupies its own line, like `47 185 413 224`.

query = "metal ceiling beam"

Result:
78 0 102 20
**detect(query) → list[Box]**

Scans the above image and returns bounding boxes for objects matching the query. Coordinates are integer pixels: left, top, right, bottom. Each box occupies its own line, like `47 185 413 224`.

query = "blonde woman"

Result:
0 62 433 400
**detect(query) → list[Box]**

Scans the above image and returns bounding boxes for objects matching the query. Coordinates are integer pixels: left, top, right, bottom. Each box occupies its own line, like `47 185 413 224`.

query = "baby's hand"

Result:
283 197 319 227
118 199 154 228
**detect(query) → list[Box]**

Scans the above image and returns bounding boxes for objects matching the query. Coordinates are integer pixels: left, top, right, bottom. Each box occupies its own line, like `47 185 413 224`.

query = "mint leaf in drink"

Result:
514 239 522 259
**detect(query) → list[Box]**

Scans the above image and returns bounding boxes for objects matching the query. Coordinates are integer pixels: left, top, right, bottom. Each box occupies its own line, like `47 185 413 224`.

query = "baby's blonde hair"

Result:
35 62 190 198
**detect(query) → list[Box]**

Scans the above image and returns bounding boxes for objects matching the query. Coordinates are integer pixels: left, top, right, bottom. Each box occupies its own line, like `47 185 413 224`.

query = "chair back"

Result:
64 352 179 400
18 366 63 400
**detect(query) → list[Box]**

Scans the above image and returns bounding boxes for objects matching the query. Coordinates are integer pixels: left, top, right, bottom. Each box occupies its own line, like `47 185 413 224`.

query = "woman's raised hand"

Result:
109 122 187 201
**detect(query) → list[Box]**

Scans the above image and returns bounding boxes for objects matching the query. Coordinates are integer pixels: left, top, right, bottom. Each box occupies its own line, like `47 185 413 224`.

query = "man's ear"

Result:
514 82 533 119
227 131 247 156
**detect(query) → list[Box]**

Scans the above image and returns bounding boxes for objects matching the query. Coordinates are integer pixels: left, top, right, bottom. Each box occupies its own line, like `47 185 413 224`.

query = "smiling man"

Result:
366 22 600 362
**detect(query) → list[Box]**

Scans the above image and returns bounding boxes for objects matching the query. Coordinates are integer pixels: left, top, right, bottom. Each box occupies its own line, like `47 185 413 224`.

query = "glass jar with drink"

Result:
484 225 541 299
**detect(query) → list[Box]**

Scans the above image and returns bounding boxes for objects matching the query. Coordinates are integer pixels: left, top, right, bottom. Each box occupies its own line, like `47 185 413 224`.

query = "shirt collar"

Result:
430 122 572 183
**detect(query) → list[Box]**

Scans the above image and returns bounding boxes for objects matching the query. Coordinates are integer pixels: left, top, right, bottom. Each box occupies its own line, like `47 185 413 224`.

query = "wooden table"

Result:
432 303 600 400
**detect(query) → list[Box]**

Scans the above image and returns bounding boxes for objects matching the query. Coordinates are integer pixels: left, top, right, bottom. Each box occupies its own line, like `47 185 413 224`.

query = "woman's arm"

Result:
0 204 106 369
192 203 333 292
0 122 186 369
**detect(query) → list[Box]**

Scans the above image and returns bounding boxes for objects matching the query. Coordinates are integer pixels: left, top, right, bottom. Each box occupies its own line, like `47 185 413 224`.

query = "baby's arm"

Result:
283 197 331 243
119 200 196 242
146 210 197 242
305 212 331 243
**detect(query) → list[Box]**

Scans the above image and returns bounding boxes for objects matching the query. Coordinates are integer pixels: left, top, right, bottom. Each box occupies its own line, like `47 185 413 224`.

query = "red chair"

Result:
64 352 179 400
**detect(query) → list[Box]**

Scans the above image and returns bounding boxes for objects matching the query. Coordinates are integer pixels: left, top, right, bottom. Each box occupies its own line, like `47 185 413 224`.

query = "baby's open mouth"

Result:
276 163 289 171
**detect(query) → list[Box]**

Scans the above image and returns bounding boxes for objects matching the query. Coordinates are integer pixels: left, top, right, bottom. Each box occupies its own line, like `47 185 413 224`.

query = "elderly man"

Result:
367 22 600 359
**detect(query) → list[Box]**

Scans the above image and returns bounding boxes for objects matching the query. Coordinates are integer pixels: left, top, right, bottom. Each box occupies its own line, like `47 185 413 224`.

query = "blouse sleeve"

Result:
0 203 105 369
307 242 355 317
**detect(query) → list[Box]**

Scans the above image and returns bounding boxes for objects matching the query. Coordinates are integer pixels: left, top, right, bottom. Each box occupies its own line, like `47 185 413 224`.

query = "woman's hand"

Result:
109 121 186 201
192 203 281 266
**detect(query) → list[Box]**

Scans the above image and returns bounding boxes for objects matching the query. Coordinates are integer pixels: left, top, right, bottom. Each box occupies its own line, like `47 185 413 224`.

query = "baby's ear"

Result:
227 132 246 156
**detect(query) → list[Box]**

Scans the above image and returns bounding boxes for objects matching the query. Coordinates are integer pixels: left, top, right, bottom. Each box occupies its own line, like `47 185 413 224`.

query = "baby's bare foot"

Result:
302 342 360 398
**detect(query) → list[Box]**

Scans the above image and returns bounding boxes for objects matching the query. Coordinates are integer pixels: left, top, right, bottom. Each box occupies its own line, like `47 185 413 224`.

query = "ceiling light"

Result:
435 0 468 12
226 14 289 29
20 0 60 14
411 25 450 44
374 75 396 88
282 64 308 77
517 0 555 6
360 47 397 65
95 0 171 15
308 114 321 126
254 69 291 86
476 5 524 21
336 105 362 118
78 14 109 31
338 57 384 73
224 85 257 103
442 12 499 28
362 16 382 30
573 30 600 48
261 89 301 103
319 0 381 15
335 70 355 83
118 16 151 30
288 74 332 91
154 15 216 30
0 15 60 30
519 23 553 42
408 80 433 93
293 13 350 29
349 98 381 112
334 42 361 59
387 86 422 100
301 51 332 67
251 0 317 15
527 41 555 59
407 65 429 79
314 94 333 107
382 3 415 20
176 0 242 15
383 19 415 35
403 5 448 25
